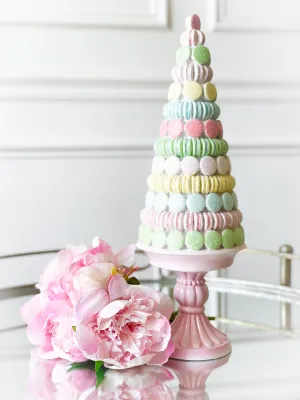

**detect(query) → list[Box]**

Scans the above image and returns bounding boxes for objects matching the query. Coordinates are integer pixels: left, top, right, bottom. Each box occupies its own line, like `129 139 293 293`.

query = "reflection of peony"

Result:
21 237 174 368
26 350 97 400
25 349 58 400
76 286 174 369
26 354 174 400
97 365 175 400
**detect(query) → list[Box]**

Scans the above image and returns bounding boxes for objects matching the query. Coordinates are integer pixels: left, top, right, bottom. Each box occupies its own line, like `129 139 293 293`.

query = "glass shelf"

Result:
1 276 299 399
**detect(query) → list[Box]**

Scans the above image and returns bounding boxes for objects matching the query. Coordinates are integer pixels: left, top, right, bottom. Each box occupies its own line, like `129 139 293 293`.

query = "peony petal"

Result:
96 339 112 360
148 340 175 366
155 292 174 320
115 244 136 267
26 314 46 345
35 347 58 360
124 285 160 304
92 237 113 255
99 300 128 319
125 286 174 319
76 289 109 320
108 274 129 301
78 386 97 400
97 370 127 394
142 365 174 382
76 325 99 361
20 294 42 323
103 354 154 370
51 362 69 384
73 264 113 296
52 339 86 363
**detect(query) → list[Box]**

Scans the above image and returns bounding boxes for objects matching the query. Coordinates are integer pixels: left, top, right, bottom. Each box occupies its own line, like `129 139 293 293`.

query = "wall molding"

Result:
207 0 300 32
0 0 168 29
0 139 300 159
1 78 300 101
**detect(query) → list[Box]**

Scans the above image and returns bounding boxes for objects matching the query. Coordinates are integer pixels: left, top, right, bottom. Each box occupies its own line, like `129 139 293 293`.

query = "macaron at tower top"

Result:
138 14 244 252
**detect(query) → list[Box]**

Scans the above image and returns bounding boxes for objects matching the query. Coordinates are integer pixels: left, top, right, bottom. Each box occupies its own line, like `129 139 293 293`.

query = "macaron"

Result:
234 227 244 246
180 30 205 46
185 231 204 250
182 81 203 100
212 103 221 120
232 191 238 209
165 156 181 175
159 120 168 137
181 156 200 175
217 156 229 175
168 193 186 212
154 192 168 212
226 156 232 173
216 120 223 138
204 120 218 138
185 14 201 30
206 193 222 212
184 119 204 138
168 82 182 101
172 61 213 84
168 119 184 138
152 229 167 249
203 82 217 101
143 226 152 246
200 156 217 175
167 230 185 250
192 45 211 65
222 229 235 249
176 46 191 65
152 155 165 174
186 193 206 212
205 230 222 250
145 190 155 209
222 192 234 211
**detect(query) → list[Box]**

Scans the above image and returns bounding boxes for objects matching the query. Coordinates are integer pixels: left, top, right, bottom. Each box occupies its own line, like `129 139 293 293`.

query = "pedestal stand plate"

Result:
137 243 245 361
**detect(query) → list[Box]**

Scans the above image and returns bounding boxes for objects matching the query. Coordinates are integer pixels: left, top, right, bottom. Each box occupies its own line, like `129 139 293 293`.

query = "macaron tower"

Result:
138 14 244 253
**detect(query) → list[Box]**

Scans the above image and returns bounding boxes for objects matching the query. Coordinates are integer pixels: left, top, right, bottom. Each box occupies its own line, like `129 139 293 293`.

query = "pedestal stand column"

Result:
170 271 231 361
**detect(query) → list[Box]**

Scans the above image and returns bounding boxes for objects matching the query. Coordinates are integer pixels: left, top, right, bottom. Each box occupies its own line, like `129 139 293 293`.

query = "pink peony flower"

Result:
21 294 86 361
21 238 136 362
37 238 132 305
76 285 175 369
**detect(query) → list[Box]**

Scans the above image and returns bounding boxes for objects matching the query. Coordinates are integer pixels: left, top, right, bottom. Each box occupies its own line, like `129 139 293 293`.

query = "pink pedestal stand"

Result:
167 355 230 399
137 243 245 361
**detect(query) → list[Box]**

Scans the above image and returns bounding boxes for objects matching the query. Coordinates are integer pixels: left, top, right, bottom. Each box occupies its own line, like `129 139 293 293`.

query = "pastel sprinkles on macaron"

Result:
138 14 244 251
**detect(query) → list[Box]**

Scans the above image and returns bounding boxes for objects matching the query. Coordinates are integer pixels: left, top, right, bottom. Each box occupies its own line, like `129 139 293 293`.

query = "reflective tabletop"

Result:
2 278 300 399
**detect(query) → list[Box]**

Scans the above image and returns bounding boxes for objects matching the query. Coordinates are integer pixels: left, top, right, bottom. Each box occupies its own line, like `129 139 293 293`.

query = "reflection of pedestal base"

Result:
167 355 230 400
137 244 245 361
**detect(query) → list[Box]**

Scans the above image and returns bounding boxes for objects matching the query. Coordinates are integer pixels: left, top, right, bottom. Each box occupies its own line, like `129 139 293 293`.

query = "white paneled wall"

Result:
0 0 300 306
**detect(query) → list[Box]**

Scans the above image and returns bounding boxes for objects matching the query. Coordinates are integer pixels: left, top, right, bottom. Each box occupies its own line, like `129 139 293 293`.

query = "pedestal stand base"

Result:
170 337 231 361
137 244 245 361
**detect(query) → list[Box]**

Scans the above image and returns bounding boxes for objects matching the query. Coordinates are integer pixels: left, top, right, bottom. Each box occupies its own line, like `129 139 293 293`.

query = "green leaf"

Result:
169 310 178 323
127 276 140 285
96 365 107 388
68 360 94 372
95 360 103 372
72 326 76 332
208 316 216 320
